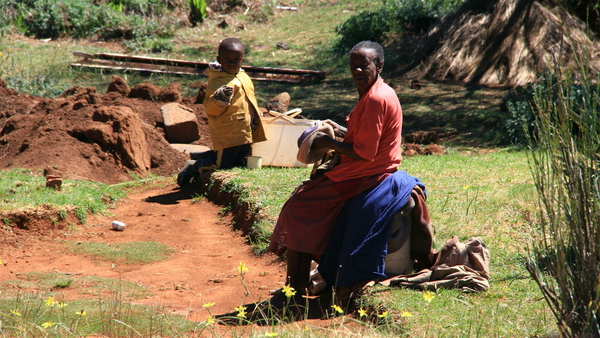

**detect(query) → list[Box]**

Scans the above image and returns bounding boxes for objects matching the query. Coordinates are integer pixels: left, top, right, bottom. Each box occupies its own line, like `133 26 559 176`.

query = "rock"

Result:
267 92 290 113
276 41 290 50
161 102 200 143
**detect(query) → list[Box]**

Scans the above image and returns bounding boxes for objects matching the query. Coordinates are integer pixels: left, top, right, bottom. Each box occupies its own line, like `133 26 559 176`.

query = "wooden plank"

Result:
70 52 326 83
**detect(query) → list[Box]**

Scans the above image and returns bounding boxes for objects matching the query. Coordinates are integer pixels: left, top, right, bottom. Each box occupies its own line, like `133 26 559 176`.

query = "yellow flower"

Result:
235 305 247 318
422 291 435 303
331 304 344 314
203 302 215 308
358 308 367 317
41 321 56 328
45 296 55 307
0 258 3 264
265 332 278 337
56 302 67 308
401 310 413 317
377 311 388 318
0 52 3 58
282 285 296 298
76 310 86 316
206 316 214 325
463 185 471 189
10 310 21 317
237 262 249 274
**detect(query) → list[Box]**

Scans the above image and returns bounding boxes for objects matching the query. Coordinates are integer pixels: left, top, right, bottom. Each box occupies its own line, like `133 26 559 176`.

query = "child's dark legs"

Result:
217 144 251 169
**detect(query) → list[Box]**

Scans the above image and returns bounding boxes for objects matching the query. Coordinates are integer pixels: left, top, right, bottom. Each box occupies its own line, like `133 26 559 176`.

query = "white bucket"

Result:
252 117 314 167
247 156 262 169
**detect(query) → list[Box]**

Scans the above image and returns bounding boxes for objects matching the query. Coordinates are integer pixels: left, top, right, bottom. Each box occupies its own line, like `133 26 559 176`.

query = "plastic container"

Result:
112 220 126 231
246 156 262 169
385 237 412 275
384 214 412 275
252 117 315 167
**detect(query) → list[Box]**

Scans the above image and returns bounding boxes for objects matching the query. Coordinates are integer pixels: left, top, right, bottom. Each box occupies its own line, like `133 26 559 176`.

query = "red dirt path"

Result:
0 183 287 323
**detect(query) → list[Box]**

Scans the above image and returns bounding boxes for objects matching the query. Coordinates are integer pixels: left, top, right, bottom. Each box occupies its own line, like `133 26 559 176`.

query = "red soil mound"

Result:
0 77 211 184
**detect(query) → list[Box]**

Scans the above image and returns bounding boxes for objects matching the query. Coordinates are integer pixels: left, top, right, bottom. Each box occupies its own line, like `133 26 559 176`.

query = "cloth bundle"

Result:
381 236 490 292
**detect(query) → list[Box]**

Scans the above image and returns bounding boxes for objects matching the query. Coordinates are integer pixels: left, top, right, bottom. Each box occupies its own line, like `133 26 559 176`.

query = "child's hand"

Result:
214 85 234 102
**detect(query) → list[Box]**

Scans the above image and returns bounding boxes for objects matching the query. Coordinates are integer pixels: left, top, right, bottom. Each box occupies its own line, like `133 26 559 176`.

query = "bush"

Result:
107 0 168 16
25 0 65 38
526 67 600 337
500 83 537 145
335 10 395 53
334 0 465 53
188 0 208 26
12 0 175 45
501 70 597 145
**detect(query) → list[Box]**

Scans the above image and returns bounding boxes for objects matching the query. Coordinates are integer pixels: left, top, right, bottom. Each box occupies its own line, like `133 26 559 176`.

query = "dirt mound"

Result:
0 77 212 184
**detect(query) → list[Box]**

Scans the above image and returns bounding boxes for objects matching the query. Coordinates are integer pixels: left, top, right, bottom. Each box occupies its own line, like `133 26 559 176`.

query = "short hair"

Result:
350 41 384 64
219 38 244 55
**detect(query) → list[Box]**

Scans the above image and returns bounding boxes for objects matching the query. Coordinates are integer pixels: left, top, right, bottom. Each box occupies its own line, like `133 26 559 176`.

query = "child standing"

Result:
203 37 267 169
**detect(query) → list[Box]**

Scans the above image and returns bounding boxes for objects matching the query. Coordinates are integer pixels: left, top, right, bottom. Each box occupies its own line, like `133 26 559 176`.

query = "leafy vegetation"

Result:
525 66 600 337
334 0 466 53
0 0 176 52
501 70 600 146
189 0 208 26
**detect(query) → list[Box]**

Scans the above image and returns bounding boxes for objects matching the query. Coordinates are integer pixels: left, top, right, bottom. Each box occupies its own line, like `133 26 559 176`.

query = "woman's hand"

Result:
311 133 366 161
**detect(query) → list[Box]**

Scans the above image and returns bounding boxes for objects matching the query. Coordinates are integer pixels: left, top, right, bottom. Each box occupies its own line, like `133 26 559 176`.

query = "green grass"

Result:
0 168 126 223
0 291 196 337
1 272 151 300
66 241 175 264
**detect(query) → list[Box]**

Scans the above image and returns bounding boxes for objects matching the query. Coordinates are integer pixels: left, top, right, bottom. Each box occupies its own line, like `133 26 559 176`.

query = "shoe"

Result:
177 160 199 186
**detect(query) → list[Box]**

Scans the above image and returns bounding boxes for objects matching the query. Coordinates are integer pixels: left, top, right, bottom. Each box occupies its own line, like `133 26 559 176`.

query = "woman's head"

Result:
349 41 384 96
217 38 245 75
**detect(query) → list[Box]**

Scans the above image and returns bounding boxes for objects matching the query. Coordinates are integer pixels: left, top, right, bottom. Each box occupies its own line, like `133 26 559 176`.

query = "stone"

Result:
161 102 200 143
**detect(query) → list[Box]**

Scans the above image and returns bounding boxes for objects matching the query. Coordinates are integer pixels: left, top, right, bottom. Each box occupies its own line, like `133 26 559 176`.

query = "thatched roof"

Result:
399 0 600 87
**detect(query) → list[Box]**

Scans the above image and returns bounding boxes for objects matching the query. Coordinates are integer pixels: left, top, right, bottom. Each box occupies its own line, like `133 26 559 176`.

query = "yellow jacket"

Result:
203 68 267 151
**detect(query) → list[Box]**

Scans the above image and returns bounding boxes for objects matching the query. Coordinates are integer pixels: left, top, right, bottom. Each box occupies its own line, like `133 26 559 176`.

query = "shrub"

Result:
12 0 175 45
335 10 394 53
526 67 600 337
334 0 465 53
501 83 538 145
188 0 208 26
24 0 65 39
107 0 168 16
501 71 597 145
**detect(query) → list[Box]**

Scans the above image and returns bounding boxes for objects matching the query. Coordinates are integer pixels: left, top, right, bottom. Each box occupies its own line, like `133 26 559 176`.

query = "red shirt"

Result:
326 77 403 182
